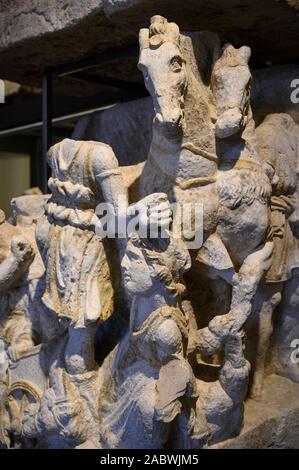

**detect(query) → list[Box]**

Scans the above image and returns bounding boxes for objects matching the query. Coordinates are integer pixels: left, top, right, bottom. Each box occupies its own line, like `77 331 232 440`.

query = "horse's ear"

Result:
220 43 251 66
139 29 149 50
239 46 251 65
168 22 180 46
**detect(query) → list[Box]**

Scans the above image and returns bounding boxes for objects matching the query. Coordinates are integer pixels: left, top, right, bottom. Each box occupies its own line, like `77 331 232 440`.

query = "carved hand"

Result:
36 389 60 434
11 235 33 263
23 388 87 439
130 192 172 236
0 236 34 292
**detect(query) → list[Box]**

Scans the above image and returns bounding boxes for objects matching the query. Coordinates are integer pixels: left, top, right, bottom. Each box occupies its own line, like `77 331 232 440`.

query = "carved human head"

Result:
121 232 191 297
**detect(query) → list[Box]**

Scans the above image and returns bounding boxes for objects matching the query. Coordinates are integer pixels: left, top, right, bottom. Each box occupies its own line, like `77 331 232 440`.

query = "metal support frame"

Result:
41 42 142 193
53 44 139 77
42 70 52 193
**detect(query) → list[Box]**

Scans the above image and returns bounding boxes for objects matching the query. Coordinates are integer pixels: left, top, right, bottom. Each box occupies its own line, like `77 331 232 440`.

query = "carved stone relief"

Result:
0 15 298 449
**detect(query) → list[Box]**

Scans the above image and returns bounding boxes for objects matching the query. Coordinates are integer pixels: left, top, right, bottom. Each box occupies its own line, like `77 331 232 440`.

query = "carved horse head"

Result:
138 16 222 146
138 16 187 137
212 44 252 139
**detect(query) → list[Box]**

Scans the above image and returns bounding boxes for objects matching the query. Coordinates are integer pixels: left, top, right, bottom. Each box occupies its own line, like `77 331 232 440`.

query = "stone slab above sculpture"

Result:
1 0 299 95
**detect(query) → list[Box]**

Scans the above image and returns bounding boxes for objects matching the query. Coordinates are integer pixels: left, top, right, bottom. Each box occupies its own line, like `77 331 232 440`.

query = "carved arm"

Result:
0 236 33 293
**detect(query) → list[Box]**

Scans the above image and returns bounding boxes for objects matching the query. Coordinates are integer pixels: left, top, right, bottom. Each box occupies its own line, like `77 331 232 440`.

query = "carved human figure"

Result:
0 196 61 448
12 139 172 449
16 138 128 448
2 15 299 450
0 207 35 358
0 195 60 363
36 139 122 337
0 201 42 445
36 139 171 374
196 332 250 444
97 233 208 449
247 113 299 398
190 242 272 442
10 195 61 348
271 148 299 383
20 366 95 449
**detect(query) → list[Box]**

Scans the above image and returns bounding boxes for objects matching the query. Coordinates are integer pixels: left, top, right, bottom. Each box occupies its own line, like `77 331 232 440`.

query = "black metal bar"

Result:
31 137 42 189
42 70 52 194
39 42 141 192
0 95 42 132
0 88 147 135
54 43 139 77
70 72 144 92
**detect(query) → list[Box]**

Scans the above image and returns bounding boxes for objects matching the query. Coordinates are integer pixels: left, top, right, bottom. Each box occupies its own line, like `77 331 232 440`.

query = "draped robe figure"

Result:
37 138 127 330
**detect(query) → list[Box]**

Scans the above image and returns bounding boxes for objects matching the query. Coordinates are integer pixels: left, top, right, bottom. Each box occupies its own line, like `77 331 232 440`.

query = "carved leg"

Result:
195 242 274 356
3 309 34 361
65 325 97 375
250 283 282 400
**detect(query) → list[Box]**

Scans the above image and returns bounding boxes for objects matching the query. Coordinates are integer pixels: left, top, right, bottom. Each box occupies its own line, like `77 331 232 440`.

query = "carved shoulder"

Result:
90 141 119 177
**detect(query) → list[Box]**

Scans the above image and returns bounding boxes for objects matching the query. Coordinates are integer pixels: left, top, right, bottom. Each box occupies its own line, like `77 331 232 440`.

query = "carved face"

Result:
121 241 153 295
138 42 187 137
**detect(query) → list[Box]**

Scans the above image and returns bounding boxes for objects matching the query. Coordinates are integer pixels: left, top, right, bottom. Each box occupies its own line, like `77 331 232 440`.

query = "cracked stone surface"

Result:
0 1 145 49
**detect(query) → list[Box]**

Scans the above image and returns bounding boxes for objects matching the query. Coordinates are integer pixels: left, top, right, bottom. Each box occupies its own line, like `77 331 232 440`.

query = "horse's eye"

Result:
170 56 183 72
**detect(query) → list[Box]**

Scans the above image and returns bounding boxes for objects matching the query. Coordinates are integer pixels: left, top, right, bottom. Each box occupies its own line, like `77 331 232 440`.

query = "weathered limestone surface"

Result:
0 0 144 50
0 14 298 450
211 375 299 449
0 0 299 91
72 97 153 166
72 65 299 167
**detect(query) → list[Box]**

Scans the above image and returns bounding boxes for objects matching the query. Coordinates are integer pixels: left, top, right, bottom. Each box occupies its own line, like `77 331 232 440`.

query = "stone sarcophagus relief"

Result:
0 15 298 449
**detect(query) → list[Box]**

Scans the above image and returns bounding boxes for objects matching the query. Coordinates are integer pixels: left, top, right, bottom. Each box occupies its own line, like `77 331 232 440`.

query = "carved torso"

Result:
39 140 116 327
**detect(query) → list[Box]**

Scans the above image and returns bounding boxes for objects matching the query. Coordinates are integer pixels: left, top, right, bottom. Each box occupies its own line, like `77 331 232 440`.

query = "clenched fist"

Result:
11 236 33 263
129 192 172 237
